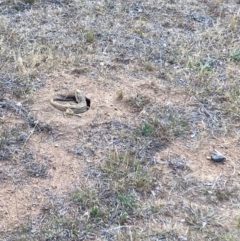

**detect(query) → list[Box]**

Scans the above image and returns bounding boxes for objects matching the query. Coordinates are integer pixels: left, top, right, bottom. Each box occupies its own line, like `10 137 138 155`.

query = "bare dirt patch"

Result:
156 137 240 182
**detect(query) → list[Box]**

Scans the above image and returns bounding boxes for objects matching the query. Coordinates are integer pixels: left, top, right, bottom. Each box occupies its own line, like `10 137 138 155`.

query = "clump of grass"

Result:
40 216 79 240
230 49 240 61
25 162 48 178
220 233 239 241
119 211 128 224
191 82 240 132
117 192 135 210
117 90 124 100
198 60 214 71
85 30 95 43
188 57 214 72
116 228 140 240
126 94 149 112
0 128 28 161
237 217 240 229
140 121 153 136
101 151 135 177
23 0 35 4
90 205 99 217
185 204 215 230
13 5 21 11
0 131 5 147
71 189 86 203
145 62 155 71
135 170 153 190
101 150 153 192
71 188 99 209
137 107 189 141
150 203 161 214
167 113 189 136
215 188 233 201
2 74 44 99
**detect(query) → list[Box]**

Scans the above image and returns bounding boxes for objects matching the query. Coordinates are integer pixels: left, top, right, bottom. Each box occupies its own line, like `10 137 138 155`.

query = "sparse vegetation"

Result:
230 49 240 62
145 62 155 71
140 121 153 136
71 188 99 208
136 106 190 141
23 0 35 4
90 205 100 217
84 29 96 44
237 217 240 229
117 192 135 211
126 94 150 112
0 0 240 240
119 211 128 224
117 90 124 100
100 150 154 193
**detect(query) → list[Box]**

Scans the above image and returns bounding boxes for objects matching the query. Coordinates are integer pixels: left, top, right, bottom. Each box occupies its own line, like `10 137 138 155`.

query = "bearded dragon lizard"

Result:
50 89 89 115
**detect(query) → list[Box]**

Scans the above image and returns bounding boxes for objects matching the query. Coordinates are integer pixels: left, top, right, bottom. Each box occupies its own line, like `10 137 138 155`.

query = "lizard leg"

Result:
65 108 74 115
64 108 82 117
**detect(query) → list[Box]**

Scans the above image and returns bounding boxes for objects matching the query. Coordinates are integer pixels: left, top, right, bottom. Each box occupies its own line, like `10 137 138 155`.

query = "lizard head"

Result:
75 89 85 103
75 89 91 109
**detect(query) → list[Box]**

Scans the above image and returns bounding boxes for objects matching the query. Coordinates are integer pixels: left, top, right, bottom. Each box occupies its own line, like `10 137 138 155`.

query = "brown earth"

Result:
1 73 239 234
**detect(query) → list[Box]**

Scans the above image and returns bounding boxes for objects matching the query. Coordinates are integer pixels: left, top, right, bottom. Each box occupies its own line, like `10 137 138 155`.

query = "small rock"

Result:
16 102 22 107
211 152 226 162
191 133 196 138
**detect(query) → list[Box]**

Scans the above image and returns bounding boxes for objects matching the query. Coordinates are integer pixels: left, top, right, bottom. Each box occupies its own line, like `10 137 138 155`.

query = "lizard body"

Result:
50 89 88 115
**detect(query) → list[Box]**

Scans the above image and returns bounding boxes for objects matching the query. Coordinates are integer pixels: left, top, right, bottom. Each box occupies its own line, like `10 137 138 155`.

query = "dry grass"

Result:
1 0 240 240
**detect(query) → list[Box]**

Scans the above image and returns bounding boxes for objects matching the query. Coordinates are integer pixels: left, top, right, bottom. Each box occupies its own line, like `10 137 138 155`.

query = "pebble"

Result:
211 152 226 162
